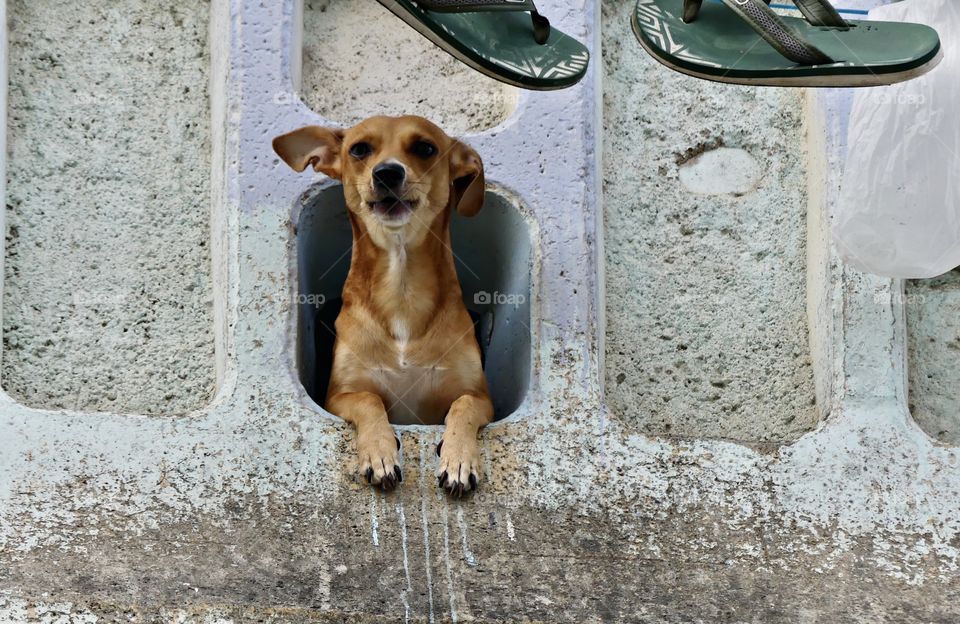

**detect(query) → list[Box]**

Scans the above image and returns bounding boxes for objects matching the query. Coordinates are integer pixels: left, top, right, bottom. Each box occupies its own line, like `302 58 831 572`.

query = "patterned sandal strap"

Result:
682 0 704 23
683 0 834 64
685 0 847 27
415 0 551 44
792 0 848 27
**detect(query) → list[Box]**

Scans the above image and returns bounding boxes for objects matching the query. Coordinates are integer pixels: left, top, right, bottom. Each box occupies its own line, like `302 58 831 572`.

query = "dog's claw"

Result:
438 468 472 498
377 470 399 492
358 428 401 490
394 465 403 483
378 460 397 491
396 436 401 451
436 438 481 497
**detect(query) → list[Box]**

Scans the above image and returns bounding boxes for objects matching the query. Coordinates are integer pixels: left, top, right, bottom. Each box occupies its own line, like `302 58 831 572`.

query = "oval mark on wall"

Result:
679 147 761 196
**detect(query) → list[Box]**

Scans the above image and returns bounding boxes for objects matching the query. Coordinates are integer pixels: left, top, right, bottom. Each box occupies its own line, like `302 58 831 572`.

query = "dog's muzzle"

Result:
369 162 417 223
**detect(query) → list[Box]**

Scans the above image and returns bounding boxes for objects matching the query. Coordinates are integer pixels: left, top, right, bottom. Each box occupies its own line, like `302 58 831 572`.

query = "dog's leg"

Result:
328 391 402 490
437 393 493 497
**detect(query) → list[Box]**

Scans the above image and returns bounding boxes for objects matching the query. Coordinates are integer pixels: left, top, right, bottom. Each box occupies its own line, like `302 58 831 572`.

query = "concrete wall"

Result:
603 0 817 443
1 0 960 622
3 0 216 415
908 270 960 444
300 0 517 134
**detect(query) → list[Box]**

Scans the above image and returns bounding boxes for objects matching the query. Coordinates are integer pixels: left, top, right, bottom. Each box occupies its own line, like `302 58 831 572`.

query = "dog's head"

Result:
273 116 485 236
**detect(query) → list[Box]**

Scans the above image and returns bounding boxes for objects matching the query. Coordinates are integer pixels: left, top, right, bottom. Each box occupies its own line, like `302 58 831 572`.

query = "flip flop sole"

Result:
632 0 942 87
378 0 590 90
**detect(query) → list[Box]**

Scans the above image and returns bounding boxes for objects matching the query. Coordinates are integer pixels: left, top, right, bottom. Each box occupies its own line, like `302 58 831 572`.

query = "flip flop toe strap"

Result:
682 0 704 23
792 0 848 27
683 0 837 65
726 0 835 64
415 0 552 44
683 0 846 26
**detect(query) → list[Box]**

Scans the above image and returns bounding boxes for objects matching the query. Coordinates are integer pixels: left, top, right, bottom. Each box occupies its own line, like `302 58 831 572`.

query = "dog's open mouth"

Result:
368 198 417 222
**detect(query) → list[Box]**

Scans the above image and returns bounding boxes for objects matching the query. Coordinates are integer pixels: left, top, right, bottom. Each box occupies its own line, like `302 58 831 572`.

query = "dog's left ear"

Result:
272 126 345 179
449 141 485 217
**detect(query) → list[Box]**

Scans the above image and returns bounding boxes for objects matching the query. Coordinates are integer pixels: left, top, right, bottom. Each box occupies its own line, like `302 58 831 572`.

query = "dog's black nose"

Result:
372 162 406 192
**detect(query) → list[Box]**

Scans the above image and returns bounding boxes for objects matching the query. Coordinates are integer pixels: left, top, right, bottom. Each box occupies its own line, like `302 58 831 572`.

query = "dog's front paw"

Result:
436 435 480 498
357 426 402 491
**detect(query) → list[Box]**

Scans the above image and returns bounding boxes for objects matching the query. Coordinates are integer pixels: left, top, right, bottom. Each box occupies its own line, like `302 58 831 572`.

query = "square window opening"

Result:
296 186 532 422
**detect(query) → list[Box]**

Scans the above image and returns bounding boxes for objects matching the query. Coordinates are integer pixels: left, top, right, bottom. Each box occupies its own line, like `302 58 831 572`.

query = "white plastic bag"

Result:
833 0 960 279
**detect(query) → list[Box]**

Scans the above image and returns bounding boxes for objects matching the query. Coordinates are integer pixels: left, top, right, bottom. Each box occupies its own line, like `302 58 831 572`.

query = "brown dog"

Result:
274 116 493 496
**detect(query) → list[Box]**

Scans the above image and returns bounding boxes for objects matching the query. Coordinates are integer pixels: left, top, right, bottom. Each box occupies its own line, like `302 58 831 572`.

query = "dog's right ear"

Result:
272 126 345 179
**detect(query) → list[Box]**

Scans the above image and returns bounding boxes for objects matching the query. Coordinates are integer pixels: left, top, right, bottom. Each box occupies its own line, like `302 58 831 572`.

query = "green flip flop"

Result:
377 0 590 90
632 0 943 87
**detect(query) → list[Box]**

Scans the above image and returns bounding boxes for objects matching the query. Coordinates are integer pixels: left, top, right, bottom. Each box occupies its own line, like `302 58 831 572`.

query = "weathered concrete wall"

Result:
602 0 817 443
300 0 516 135
2 0 216 415
0 0 959 622
907 269 960 444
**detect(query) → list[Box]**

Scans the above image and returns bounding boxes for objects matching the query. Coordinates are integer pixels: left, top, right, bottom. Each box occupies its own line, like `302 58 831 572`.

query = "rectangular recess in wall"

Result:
601 0 818 443
296 187 532 423
907 270 960 444
1 1 221 415
299 0 517 135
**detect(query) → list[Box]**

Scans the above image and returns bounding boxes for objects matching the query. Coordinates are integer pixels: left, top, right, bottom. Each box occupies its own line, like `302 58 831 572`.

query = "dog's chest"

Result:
374 338 448 425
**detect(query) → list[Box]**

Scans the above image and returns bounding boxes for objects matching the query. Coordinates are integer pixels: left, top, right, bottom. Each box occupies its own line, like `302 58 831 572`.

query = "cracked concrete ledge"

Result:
1 0 959 622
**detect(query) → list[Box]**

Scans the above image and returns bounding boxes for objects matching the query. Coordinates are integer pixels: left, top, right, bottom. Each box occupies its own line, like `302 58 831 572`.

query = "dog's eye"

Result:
349 142 372 159
411 140 438 159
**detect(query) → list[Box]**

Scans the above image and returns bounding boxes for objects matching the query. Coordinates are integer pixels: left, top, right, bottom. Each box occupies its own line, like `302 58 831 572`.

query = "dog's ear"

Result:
272 126 345 179
449 140 485 217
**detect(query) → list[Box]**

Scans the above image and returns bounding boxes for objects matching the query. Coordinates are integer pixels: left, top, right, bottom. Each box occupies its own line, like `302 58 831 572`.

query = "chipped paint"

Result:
441 504 458 624
455 507 477 568
371 491 380 547
395 502 413 624
418 443 436 624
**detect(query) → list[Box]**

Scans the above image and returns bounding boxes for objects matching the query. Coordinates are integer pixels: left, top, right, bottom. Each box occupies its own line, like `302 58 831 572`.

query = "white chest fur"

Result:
367 233 450 424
